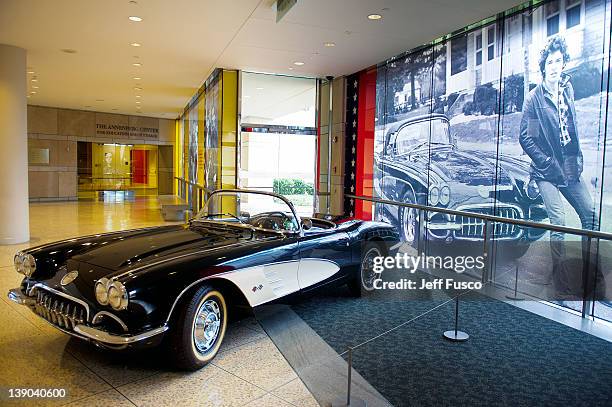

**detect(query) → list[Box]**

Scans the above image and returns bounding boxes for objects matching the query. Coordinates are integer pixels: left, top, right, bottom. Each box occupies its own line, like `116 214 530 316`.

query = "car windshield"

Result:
394 118 451 155
195 190 300 232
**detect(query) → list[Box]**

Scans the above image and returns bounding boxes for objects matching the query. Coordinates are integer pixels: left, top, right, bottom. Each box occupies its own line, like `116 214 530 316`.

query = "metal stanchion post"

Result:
443 296 469 342
332 346 366 407
506 265 524 301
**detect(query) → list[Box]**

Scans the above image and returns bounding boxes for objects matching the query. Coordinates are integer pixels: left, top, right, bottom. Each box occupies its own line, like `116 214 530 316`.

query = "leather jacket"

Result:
519 78 583 187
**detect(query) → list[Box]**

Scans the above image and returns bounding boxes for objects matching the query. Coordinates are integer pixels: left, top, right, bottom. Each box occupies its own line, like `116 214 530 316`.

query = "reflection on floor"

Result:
0 198 317 406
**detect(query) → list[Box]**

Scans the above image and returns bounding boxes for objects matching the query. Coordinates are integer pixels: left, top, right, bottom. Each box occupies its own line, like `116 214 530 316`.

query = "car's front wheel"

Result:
399 190 419 246
168 285 227 370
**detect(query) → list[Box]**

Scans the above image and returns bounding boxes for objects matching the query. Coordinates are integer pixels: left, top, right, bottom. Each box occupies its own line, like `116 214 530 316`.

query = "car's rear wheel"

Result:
348 243 383 296
168 285 227 370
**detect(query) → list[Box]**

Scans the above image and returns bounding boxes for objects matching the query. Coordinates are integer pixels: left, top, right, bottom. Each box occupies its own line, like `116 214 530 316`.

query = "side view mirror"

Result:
301 218 313 231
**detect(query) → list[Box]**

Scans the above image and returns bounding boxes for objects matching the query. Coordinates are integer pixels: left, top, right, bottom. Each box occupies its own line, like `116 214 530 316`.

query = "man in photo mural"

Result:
519 35 605 301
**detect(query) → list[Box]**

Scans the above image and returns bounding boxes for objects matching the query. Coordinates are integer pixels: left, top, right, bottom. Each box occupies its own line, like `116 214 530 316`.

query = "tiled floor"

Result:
0 198 318 406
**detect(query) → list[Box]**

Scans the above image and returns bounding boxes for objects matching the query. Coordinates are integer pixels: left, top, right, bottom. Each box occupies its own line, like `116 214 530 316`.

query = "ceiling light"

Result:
27 70 35 74
128 16 142 22
61 49 77 54
30 91 37 94
132 62 142 67
133 77 141 80
134 87 142 91
256 87 264 90
136 95 141 98
130 42 141 47
367 14 382 20
31 78 38 82
293 61 304 66
136 101 141 104
288 67 294 70
324 42 336 47
32 86 39 89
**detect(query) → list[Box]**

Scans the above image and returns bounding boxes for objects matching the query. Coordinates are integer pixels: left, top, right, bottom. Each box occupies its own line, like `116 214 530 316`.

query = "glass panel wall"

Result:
240 72 317 216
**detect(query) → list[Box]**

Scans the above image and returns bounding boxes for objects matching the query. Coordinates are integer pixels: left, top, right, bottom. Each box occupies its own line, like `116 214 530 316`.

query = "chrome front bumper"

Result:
8 288 167 346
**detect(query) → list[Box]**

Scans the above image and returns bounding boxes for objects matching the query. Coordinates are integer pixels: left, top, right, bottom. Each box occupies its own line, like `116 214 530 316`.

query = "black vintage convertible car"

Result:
374 113 547 251
8 189 398 370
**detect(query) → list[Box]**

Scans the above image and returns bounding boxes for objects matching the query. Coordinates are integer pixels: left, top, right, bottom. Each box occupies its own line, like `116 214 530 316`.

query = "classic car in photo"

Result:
7 189 398 370
374 113 548 253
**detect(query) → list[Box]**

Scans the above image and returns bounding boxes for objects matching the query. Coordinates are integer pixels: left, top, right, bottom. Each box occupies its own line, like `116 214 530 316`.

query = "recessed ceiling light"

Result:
32 85 39 89
61 49 77 54
130 42 141 47
30 91 37 94
256 87 264 90
27 70 35 74
136 95 141 98
128 16 142 22
136 101 141 104
367 14 382 20
288 67 294 70
31 78 38 82
324 42 336 47
132 62 142 67
293 61 304 66
133 77 142 80
134 87 142 91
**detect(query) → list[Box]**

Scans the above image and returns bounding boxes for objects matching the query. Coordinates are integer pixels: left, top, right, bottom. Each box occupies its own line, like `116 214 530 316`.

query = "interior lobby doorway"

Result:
77 142 172 200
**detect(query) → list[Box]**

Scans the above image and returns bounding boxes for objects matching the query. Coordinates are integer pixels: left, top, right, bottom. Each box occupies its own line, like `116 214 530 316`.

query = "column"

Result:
0 44 29 243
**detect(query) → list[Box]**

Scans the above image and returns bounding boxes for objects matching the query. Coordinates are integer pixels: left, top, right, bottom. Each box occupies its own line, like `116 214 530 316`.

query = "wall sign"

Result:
28 148 49 164
95 120 159 139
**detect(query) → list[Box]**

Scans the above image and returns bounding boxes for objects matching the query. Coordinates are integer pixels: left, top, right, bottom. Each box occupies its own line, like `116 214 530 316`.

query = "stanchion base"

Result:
505 294 524 301
331 397 367 407
443 330 469 342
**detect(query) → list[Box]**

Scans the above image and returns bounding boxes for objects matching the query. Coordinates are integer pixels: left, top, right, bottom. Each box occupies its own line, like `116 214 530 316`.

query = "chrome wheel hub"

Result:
193 299 221 353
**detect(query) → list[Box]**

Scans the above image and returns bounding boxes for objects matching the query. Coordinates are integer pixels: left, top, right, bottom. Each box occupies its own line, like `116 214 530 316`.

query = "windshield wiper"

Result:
200 213 244 223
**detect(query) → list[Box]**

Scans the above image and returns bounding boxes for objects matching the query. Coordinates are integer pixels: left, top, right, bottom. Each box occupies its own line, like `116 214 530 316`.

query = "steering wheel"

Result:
249 211 296 231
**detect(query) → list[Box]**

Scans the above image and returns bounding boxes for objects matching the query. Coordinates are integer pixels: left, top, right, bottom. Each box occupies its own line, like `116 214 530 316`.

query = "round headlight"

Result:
95 278 110 305
22 254 36 277
439 186 450 206
14 253 25 275
428 186 440 206
108 281 128 310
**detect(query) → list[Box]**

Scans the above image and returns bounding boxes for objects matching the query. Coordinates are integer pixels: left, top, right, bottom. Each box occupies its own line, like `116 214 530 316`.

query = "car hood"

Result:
72 223 267 273
397 146 512 186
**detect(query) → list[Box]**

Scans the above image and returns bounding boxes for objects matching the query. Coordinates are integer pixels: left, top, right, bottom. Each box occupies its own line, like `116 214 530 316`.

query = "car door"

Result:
297 227 352 291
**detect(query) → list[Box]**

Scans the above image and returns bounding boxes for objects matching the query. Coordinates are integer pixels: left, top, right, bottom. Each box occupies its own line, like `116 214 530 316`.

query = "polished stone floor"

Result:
0 198 317 406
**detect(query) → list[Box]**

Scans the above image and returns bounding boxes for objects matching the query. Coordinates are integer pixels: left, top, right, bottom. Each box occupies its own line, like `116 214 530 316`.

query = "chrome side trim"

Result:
73 324 168 345
31 283 91 321
92 311 128 332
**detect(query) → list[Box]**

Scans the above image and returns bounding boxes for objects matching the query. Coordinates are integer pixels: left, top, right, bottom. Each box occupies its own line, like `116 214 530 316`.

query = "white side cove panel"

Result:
297 258 340 290
217 261 300 307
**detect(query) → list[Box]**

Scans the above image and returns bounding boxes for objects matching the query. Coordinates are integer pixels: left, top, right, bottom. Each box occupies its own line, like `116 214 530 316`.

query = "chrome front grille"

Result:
455 205 522 240
33 289 87 331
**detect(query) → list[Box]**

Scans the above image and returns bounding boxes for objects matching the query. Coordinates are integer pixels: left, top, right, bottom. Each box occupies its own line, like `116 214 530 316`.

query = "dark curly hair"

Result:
539 35 570 78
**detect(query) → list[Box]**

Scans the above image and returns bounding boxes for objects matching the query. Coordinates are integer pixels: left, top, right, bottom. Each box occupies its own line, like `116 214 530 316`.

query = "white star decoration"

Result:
351 172 355 180
350 185 354 192
353 93 357 101
354 80 357 88
351 159 355 167
352 119 356 128
353 107 356 115
350 211 354 217
351 146 355 154
352 133 356 141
